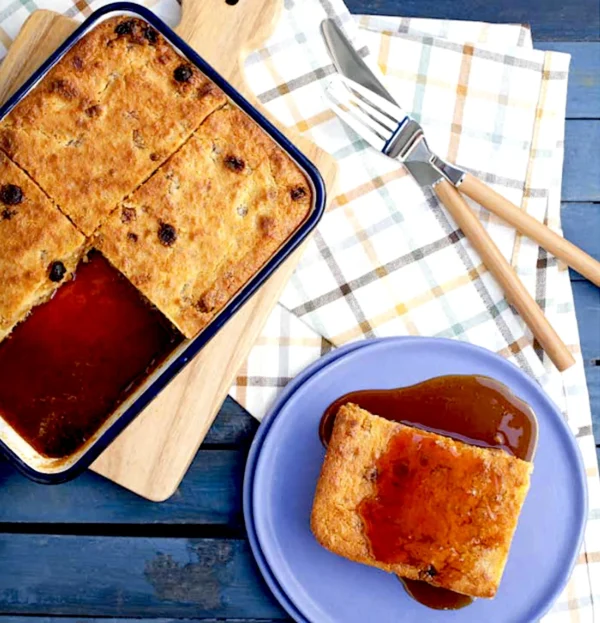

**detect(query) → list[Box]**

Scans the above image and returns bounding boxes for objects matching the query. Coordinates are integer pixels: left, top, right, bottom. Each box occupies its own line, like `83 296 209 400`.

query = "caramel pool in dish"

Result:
313 376 537 610
0 16 313 463
0 253 181 458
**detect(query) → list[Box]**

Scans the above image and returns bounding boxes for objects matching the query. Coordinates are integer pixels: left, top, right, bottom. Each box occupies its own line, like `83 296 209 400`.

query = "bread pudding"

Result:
311 403 533 599
0 15 313 459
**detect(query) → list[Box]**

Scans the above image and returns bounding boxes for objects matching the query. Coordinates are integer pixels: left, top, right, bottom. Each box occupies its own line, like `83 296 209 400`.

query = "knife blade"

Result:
321 19 398 106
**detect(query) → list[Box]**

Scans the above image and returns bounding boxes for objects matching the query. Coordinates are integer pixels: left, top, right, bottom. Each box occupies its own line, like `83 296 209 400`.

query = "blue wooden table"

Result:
0 2 598 622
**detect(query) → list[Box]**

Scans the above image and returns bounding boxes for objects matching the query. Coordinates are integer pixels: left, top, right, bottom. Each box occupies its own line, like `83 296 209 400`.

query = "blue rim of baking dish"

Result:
0 2 327 484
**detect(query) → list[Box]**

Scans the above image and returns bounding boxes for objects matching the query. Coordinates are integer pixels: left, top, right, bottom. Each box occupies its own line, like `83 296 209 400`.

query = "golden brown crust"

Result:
0 153 85 340
95 105 312 337
0 16 226 235
311 403 533 599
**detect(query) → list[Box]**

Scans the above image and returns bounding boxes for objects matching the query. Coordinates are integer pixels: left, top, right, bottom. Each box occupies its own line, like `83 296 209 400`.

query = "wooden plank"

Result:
538 43 600 120
561 203 600 281
0 535 286 619
571 279 600 463
203 398 259 447
572 280 600 362
585 364 600 457
0 451 245 526
563 121 600 202
345 0 600 41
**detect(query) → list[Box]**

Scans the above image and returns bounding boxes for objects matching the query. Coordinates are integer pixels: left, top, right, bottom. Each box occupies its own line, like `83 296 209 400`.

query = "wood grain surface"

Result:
346 0 600 39
0 2 337 501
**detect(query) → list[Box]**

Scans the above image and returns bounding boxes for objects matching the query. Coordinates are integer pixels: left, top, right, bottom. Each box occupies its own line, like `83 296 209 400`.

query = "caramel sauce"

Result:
320 375 537 611
0 253 181 458
400 580 474 611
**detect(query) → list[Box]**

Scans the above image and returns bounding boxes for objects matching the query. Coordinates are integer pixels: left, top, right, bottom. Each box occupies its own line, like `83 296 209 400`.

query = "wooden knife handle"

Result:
434 179 575 372
460 173 600 287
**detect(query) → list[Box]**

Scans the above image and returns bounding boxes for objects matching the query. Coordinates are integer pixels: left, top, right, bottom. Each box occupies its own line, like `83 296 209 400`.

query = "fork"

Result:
326 75 581 371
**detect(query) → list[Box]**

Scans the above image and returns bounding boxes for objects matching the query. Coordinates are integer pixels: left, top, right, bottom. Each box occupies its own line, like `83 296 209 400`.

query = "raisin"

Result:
259 215 277 238
393 462 410 477
195 294 214 313
426 565 438 577
85 104 101 118
132 129 146 149
121 207 136 223
115 20 135 36
174 64 193 83
50 79 78 100
158 222 177 247
0 184 23 205
365 467 378 482
0 131 14 155
72 56 84 70
224 155 245 172
143 27 158 43
1 208 16 220
127 232 138 243
149 152 161 161
290 186 307 201
49 261 67 282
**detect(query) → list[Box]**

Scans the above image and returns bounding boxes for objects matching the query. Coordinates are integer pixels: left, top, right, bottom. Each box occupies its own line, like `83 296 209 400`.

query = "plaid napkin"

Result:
0 0 598 619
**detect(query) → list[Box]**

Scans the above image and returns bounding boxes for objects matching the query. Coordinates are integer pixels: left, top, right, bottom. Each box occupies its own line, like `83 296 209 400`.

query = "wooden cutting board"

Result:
0 0 337 501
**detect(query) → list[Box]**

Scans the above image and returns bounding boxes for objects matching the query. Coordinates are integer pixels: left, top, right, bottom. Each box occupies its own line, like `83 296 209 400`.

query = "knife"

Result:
321 19 396 105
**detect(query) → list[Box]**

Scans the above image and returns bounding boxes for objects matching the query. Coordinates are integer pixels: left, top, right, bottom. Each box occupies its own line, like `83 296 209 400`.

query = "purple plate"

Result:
244 341 372 622
251 337 587 622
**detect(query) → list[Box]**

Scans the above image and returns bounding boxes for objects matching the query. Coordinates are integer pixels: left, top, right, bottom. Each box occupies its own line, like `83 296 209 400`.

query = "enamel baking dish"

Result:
0 2 325 483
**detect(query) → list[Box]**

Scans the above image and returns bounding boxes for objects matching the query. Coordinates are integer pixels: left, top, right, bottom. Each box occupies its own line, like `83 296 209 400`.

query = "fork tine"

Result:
345 90 398 133
336 96 390 141
337 74 407 122
328 75 397 133
326 82 388 150
330 100 388 151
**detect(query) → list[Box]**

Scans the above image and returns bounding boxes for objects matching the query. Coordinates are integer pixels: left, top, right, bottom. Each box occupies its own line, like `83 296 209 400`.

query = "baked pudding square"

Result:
311 403 533 598
96 105 312 338
0 153 85 341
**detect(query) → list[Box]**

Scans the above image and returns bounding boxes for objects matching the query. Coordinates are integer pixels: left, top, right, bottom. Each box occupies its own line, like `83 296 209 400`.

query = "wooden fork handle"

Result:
434 179 575 372
460 173 600 287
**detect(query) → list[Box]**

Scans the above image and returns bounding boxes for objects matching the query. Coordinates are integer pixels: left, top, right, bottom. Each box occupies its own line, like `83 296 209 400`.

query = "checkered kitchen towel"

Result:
0 0 597 619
